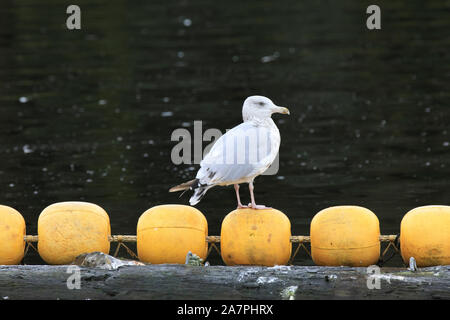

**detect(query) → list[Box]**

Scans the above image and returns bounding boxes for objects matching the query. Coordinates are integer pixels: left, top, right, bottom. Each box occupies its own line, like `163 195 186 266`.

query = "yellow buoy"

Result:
220 208 291 266
400 205 450 267
310 206 380 267
137 204 208 264
0 205 26 265
38 202 111 265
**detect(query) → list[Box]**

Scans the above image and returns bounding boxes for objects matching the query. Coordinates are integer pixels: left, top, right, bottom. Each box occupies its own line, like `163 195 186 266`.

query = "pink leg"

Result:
234 184 247 209
248 181 271 210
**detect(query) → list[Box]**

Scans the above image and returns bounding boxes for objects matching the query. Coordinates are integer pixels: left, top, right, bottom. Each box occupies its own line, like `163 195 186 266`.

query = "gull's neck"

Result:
244 116 276 128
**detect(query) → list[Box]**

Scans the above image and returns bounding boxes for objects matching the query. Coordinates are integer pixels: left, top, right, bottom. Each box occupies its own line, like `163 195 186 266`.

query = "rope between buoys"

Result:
22 234 401 264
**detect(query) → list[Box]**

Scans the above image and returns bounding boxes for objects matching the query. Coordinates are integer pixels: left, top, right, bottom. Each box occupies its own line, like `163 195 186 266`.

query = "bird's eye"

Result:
258 102 265 106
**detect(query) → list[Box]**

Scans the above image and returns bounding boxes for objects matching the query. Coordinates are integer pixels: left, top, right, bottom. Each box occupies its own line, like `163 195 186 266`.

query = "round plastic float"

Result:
137 204 208 264
38 202 111 265
400 205 450 267
310 206 380 267
220 208 291 266
0 205 26 265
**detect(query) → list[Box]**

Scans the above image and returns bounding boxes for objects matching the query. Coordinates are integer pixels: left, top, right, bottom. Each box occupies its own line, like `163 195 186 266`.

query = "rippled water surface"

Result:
0 1 449 265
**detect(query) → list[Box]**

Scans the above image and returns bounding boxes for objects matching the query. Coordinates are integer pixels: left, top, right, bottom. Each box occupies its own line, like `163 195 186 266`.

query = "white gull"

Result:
170 95 290 209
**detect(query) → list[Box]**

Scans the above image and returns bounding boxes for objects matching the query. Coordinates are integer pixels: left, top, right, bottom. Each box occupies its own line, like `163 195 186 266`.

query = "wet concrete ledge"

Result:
0 264 449 300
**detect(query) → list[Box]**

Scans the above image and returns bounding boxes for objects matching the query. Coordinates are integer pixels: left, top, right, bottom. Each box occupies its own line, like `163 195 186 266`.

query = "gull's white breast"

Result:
196 119 280 186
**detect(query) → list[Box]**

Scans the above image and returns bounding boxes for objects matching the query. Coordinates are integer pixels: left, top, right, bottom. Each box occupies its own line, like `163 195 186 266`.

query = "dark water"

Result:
0 1 448 266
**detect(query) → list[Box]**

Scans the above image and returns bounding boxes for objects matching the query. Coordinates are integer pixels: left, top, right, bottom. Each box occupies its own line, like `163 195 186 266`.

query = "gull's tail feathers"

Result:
189 184 213 206
169 178 212 206
169 179 198 192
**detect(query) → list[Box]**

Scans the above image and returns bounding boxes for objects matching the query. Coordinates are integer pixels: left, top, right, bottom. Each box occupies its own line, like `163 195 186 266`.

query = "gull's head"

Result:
242 95 290 122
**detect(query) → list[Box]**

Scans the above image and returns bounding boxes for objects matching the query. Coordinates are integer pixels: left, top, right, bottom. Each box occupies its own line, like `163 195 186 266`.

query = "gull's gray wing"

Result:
195 122 278 186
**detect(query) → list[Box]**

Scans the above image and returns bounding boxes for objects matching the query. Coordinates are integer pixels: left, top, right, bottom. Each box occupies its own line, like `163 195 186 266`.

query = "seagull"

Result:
169 96 290 209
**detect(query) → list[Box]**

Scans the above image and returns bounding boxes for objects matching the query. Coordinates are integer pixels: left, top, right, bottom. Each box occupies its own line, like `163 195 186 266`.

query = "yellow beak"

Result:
275 106 290 115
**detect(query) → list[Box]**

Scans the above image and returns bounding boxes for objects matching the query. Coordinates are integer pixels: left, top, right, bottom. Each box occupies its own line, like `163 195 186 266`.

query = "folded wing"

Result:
196 122 278 186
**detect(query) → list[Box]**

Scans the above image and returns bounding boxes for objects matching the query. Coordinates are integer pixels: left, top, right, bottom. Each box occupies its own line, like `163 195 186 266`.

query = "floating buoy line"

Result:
1 203 449 267
22 233 401 266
